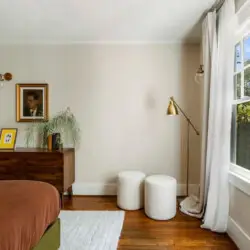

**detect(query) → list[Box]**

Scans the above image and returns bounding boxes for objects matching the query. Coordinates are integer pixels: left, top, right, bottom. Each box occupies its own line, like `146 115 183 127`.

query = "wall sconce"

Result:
194 65 204 84
0 73 13 88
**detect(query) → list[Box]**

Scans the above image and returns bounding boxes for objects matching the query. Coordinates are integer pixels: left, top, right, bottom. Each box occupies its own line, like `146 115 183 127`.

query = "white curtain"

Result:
180 0 235 232
180 11 217 218
202 0 235 232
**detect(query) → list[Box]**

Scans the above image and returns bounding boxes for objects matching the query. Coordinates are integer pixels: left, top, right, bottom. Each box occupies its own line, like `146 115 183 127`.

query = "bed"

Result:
0 180 61 250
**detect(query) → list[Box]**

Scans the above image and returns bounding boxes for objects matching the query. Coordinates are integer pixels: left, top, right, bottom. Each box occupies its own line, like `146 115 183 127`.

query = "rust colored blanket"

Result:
0 180 60 250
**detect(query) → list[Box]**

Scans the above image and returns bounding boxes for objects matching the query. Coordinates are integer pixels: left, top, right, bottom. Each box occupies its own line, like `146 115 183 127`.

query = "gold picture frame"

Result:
0 128 18 150
16 83 49 122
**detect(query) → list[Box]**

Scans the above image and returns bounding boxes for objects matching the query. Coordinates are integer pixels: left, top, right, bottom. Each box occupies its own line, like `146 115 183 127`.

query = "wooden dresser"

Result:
0 148 75 205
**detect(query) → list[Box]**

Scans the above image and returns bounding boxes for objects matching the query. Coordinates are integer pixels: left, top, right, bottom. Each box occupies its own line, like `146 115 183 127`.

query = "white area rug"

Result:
59 211 125 250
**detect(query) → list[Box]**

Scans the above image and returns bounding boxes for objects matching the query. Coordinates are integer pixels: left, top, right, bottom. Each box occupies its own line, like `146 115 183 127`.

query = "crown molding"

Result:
0 40 200 46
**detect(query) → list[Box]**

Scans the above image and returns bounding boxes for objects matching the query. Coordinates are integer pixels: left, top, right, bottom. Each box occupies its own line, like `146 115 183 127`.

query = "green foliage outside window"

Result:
237 102 250 124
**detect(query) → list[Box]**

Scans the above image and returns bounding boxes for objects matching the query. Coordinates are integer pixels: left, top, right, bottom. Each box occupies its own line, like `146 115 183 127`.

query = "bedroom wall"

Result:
235 0 248 12
0 43 201 195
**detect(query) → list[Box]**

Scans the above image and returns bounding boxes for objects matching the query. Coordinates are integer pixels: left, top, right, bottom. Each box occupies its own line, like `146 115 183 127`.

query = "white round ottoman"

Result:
145 175 177 220
117 171 146 210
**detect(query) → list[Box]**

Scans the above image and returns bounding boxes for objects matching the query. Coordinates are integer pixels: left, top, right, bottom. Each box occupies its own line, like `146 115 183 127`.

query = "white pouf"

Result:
145 175 177 220
117 171 146 210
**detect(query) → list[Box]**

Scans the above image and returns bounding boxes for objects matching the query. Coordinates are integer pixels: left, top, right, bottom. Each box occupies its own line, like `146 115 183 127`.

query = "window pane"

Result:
231 101 250 170
234 73 241 99
235 43 242 72
244 67 250 97
231 105 237 163
244 36 250 67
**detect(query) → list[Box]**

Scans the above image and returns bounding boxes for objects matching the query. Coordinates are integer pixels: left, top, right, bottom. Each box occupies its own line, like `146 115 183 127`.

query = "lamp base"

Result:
177 196 188 205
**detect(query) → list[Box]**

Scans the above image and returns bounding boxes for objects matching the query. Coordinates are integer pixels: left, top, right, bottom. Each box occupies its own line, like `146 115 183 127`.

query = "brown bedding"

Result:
0 180 60 250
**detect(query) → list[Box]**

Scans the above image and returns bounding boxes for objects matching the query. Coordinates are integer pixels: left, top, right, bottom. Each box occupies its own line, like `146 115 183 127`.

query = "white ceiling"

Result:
0 0 216 43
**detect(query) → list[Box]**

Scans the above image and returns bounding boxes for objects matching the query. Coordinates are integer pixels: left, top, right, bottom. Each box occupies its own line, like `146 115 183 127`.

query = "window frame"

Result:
231 27 250 180
233 33 250 102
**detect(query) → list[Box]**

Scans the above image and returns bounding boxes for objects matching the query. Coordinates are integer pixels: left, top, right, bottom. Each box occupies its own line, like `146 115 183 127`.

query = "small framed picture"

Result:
0 128 18 149
16 83 49 122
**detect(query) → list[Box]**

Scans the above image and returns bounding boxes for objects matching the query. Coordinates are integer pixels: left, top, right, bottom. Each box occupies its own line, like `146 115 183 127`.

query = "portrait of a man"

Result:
16 83 49 122
23 90 43 117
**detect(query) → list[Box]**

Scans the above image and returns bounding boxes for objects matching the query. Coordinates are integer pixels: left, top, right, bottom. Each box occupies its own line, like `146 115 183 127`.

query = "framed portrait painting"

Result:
0 128 17 149
16 83 49 122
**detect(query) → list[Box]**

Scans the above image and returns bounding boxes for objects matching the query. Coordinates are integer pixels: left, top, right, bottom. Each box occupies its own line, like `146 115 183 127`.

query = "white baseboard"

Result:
227 216 250 250
73 182 199 196
73 182 117 195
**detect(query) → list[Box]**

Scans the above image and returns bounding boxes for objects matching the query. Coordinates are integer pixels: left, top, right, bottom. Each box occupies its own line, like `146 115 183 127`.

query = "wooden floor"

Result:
63 196 238 250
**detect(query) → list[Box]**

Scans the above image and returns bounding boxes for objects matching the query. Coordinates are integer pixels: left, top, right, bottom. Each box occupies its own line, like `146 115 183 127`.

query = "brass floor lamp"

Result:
167 96 200 197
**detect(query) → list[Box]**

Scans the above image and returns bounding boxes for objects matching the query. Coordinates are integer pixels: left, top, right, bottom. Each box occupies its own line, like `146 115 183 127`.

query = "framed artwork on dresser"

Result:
16 83 49 122
0 128 17 149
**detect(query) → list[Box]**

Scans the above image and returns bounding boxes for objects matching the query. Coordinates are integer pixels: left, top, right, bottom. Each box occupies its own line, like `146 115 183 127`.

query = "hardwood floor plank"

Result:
63 196 238 250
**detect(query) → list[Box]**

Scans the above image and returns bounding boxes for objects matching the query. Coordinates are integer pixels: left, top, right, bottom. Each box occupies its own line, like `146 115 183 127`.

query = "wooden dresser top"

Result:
0 148 74 153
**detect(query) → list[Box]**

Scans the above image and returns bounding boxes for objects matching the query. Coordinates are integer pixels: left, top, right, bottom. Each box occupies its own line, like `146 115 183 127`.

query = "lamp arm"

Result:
171 97 200 135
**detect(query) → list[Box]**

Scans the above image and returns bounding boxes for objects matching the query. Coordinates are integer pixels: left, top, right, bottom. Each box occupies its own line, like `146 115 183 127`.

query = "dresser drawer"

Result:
26 164 63 191
25 153 63 167
0 158 25 180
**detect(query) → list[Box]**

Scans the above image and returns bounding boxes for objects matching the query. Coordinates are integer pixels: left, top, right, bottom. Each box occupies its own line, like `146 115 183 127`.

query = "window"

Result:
231 35 250 170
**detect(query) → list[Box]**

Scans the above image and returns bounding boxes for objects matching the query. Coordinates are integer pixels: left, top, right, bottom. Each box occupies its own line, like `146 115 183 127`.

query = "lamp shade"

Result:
195 65 204 84
167 100 178 115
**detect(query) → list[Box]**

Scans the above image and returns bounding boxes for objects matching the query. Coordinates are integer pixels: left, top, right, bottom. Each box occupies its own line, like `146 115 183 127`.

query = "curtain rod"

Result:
201 0 225 20
210 0 225 12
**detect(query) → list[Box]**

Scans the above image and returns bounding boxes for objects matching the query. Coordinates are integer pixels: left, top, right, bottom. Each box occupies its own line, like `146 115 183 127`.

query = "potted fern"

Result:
26 107 80 149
